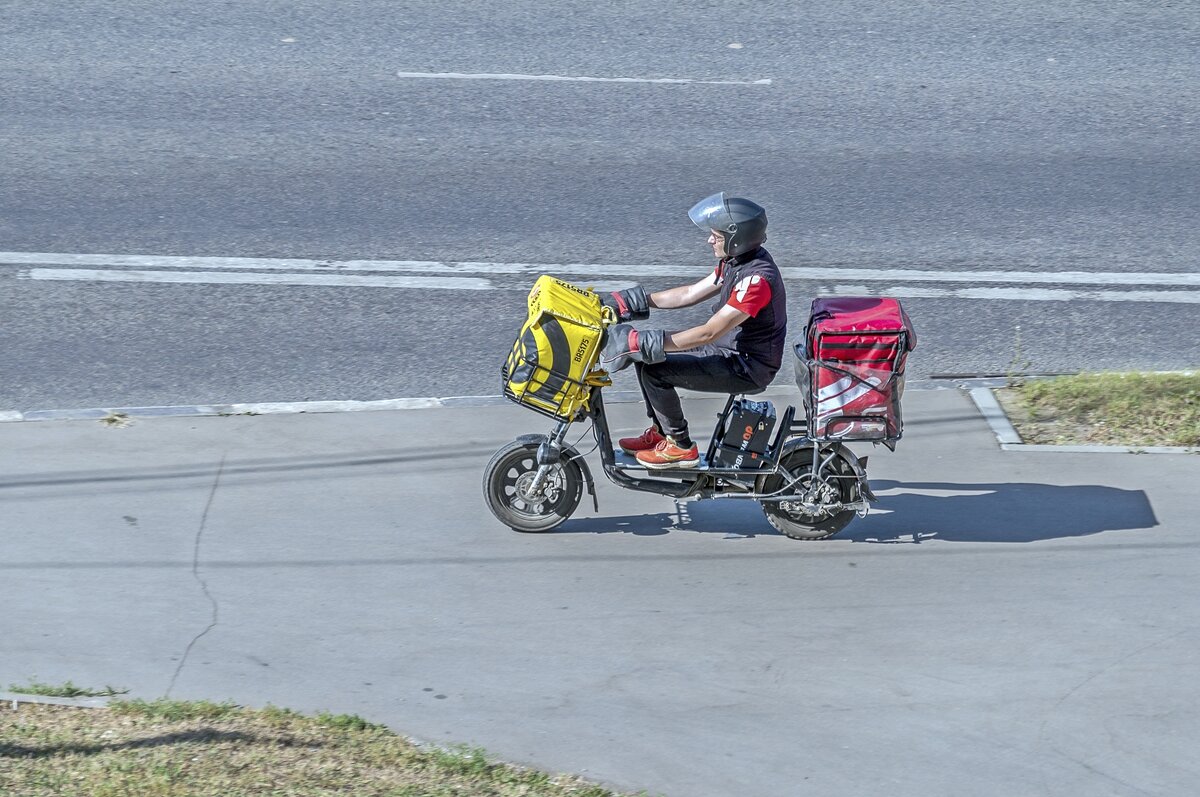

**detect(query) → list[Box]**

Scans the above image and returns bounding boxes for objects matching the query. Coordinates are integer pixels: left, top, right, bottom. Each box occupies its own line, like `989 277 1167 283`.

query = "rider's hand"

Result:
637 328 665 363
600 324 639 371
601 285 650 322
600 324 666 371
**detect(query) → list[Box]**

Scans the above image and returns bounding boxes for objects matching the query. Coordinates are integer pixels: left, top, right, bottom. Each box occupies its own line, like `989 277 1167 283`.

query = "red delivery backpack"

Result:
795 297 916 448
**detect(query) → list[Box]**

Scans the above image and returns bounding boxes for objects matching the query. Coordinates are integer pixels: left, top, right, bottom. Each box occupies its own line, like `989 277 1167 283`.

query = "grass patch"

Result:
0 700 637 797
8 680 128 699
111 698 241 722
996 371 1200 447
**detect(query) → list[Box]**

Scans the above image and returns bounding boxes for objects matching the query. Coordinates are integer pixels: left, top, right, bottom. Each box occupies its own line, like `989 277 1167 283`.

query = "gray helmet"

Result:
688 192 768 257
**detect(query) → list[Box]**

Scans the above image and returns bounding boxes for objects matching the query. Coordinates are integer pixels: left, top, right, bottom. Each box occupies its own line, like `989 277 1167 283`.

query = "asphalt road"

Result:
1 1 1197 409
3 7 1200 796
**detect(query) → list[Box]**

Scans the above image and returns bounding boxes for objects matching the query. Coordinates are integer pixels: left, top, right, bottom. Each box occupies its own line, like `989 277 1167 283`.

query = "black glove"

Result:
600 324 667 372
600 285 651 322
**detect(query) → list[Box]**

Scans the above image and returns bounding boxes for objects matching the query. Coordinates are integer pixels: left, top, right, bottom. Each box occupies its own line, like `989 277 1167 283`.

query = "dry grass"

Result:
0 700 632 797
996 371 1200 447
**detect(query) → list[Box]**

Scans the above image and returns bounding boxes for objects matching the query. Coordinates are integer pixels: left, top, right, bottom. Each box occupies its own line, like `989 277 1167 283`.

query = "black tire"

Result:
760 448 858 540
483 439 584 533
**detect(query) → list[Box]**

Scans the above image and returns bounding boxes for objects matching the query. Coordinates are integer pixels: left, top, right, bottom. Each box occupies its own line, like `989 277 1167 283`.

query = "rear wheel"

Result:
760 448 858 540
484 439 583 533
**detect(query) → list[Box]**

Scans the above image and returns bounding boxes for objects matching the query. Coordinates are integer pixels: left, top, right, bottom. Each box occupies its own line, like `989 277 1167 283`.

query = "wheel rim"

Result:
497 451 569 521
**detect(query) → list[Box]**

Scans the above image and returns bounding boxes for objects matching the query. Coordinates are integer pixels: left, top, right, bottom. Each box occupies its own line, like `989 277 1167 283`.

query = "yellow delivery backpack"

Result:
503 276 612 419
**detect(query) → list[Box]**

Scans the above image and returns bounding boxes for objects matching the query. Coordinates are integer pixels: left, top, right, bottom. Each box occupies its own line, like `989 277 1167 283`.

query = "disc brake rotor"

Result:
779 475 839 519
513 468 562 512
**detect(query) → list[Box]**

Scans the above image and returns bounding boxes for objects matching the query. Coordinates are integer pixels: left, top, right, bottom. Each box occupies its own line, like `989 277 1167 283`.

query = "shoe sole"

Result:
639 457 700 470
619 442 663 455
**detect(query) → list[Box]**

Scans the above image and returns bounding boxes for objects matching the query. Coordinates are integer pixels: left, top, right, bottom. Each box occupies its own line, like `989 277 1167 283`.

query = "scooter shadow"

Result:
559 480 1158 544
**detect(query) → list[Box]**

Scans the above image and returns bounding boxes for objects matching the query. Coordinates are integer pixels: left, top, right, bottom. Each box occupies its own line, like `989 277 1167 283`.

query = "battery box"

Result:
709 399 777 469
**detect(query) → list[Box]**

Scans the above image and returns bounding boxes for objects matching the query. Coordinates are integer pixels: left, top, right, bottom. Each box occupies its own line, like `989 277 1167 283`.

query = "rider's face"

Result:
707 230 726 259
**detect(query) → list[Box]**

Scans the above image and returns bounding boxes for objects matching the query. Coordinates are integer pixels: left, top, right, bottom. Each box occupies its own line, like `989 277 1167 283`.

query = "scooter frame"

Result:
528 386 875 515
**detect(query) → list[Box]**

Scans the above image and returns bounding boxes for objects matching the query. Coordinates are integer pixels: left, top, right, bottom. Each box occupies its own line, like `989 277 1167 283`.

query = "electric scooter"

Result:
484 383 874 540
483 281 911 540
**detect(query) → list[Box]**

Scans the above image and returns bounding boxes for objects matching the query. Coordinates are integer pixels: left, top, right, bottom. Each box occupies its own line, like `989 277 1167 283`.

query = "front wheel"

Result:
760 448 859 540
484 439 584 532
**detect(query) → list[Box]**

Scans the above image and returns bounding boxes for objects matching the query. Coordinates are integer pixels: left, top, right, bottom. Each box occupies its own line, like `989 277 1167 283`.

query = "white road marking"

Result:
24 269 493 290
395 70 771 86
829 284 1200 304
5 251 1199 302
797 268 1200 287
3 251 1197 286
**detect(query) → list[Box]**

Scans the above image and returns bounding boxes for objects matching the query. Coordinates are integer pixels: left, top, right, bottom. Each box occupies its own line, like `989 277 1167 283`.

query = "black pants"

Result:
635 353 763 444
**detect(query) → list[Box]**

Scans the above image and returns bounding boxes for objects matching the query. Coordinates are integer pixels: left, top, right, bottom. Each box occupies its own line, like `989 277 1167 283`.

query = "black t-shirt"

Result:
710 247 788 385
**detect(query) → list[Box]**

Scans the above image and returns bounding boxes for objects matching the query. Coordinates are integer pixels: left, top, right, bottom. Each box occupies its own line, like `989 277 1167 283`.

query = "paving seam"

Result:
0 691 112 709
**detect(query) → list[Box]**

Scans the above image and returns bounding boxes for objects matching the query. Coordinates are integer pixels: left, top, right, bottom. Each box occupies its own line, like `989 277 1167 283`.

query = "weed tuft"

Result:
111 698 240 721
1004 324 1034 388
424 744 496 778
313 711 387 732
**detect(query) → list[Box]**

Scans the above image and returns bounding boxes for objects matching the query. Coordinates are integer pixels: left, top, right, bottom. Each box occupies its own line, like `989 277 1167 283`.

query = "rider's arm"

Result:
664 304 750 352
649 274 721 310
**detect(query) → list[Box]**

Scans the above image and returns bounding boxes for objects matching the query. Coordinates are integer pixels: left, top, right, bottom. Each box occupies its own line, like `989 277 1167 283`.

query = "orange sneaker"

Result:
636 437 700 469
619 426 665 454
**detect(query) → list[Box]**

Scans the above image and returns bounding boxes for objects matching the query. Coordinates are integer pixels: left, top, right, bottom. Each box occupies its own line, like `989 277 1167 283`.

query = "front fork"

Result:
527 418 573 496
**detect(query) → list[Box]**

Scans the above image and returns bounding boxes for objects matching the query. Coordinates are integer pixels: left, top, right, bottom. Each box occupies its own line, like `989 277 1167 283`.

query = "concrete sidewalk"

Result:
2 388 1198 796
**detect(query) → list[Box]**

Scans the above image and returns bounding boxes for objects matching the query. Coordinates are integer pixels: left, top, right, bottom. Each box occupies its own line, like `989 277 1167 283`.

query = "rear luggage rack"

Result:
796 297 916 446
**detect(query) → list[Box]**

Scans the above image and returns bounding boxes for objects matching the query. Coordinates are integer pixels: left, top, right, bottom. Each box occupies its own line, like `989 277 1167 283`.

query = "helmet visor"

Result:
688 192 736 234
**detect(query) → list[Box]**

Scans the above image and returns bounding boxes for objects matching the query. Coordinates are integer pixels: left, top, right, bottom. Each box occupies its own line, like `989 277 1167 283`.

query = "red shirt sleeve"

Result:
725 274 772 316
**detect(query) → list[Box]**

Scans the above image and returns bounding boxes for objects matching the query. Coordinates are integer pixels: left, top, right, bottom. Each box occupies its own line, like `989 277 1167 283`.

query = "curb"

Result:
0 691 113 709
0 397 490 423
0 387 806 424
6 387 1195 456
0 381 991 424
968 388 1198 455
